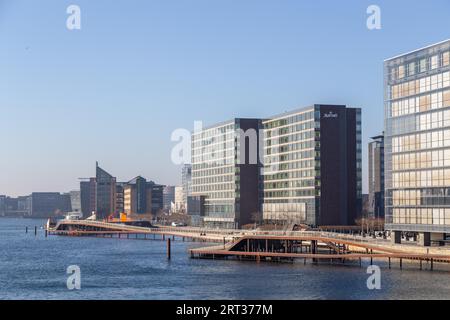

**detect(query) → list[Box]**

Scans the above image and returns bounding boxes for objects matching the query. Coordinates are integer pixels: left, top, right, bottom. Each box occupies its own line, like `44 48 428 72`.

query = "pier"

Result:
189 235 450 271
47 219 450 271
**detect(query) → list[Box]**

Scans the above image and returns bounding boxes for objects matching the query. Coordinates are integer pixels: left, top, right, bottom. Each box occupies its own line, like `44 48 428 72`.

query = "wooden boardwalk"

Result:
189 235 450 270
48 219 450 270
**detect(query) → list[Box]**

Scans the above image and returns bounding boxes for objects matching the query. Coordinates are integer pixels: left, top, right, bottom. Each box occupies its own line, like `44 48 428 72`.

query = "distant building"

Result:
124 176 148 215
174 186 184 213
80 178 96 218
368 134 385 219
4 197 18 216
362 194 370 217
95 163 117 219
69 190 82 214
18 196 31 216
147 182 164 215
187 195 205 226
181 164 192 206
30 192 71 218
163 186 175 212
123 177 164 216
80 163 117 220
115 182 126 214
0 195 6 216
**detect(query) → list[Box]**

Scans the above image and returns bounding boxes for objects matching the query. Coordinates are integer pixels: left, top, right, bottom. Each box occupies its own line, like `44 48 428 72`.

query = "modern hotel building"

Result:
191 118 261 229
262 105 362 226
191 105 361 229
384 40 450 245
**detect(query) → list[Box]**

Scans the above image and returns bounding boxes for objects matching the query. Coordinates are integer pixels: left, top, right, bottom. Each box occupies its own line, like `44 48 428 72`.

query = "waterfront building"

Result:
30 192 71 218
181 164 192 206
18 196 31 216
163 185 175 212
191 118 262 229
368 134 385 219
79 163 117 219
384 39 450 245
0 195 6 216
124 176 148 215
80 179 96 217
187 195 205 226
69 190 82 214
95 163 117 219
146 182 164 215
174 186 184 213
262 104 362 226
4 197 18 216
115 182 126 215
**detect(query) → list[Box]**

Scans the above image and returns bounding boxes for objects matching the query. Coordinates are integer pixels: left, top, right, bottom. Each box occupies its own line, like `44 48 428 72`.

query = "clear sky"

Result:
1 0 449 196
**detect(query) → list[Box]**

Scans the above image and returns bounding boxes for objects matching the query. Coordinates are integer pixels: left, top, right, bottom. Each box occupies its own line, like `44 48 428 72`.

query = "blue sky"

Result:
1 0 449 196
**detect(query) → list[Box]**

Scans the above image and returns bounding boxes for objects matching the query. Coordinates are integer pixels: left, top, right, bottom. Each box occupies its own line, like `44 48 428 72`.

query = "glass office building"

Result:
384 40 450 245
262 104 362 226
191 119 261 229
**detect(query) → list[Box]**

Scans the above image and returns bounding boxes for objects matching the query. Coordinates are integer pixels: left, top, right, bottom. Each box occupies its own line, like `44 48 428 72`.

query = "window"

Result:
408 62 416 76
398 65 405 79
420 58 427 73
443 52 450 67
431 55 439 70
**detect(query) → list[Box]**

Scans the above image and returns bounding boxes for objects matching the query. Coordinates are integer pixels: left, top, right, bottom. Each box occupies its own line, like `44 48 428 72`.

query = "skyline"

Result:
2 0 450 196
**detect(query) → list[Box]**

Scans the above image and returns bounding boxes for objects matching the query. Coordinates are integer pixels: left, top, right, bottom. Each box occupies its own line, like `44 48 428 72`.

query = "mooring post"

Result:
431 258 434 271
26 226 28 234
163 234 165 241
359 257 362 267
167 238 171 260
420 259 423 270
34 226 37 236
45 229 48 238
388 257 391 269
400 258 403 270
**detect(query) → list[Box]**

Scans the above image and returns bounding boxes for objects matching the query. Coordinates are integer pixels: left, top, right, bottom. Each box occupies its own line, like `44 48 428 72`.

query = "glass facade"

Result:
262 107 318 225
385 40 450 232
191 120 240 228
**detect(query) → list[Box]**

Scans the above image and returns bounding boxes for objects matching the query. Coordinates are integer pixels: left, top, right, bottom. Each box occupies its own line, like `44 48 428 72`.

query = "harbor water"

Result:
1 218 450 300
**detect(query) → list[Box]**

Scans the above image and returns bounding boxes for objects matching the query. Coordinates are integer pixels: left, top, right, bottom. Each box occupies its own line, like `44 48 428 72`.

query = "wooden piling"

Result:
34 226 37 236
167 238 171 260
26 227 28 234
